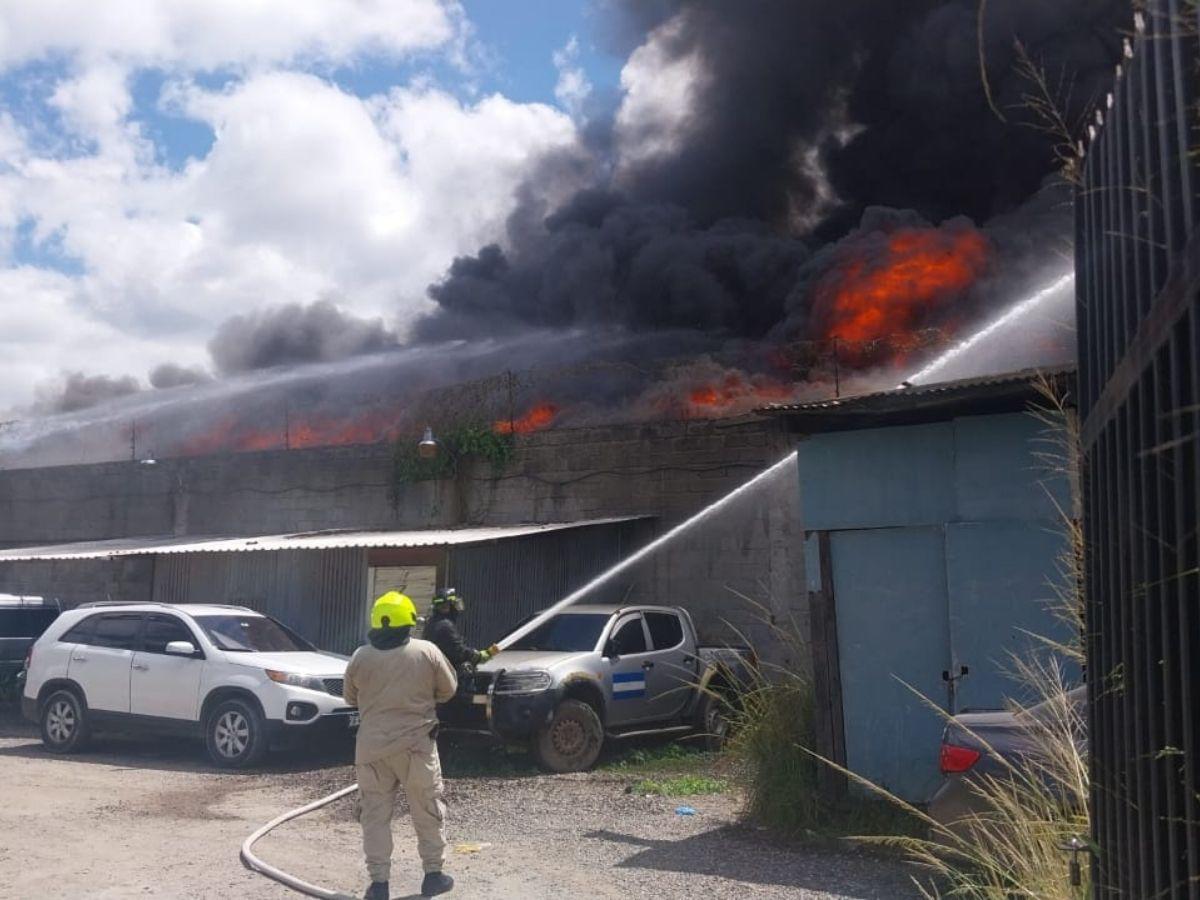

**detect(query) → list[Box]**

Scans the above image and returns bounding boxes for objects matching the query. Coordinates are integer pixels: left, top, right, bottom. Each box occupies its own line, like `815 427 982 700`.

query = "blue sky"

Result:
3 1 626 182
459 0 623 103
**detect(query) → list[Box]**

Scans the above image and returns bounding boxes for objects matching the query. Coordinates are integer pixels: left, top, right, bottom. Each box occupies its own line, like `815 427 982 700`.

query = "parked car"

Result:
929 686 1087 834
0 594 59 693
21 601 355 768
438 604 753 772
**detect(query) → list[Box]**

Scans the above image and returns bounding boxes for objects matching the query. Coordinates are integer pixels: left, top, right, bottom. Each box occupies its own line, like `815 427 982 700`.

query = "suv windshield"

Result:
507 613 609 652
194 614 315 653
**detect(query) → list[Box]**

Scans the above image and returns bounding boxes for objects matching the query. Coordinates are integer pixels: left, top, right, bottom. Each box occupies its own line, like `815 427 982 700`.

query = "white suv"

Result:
21 602 355 768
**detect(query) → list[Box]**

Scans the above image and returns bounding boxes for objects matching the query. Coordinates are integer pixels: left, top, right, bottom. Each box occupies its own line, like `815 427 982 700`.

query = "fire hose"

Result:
240 783 360 899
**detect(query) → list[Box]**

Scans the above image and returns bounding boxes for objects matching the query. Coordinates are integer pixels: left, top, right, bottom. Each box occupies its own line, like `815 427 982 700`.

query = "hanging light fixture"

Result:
417 425 439 459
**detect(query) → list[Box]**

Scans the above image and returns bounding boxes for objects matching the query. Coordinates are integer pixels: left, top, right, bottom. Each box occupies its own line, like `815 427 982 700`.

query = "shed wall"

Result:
152 548 368 655
798 411 1077 800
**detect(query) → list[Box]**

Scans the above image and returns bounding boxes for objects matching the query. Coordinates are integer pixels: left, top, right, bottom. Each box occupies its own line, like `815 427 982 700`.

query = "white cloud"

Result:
0 62 580 409
0 0 458 71
614 13 707 172
0 1 602 411
552 35 591 119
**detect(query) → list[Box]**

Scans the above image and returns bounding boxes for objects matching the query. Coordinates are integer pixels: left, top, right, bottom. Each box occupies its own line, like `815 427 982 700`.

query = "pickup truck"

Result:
439 604 753 772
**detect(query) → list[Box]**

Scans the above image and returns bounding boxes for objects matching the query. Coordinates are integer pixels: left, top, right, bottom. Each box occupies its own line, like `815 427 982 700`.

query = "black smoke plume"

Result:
209 299 398 375
416 0 1128 342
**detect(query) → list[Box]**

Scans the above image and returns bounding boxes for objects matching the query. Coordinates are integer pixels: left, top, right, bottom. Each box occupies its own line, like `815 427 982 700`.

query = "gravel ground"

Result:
0 709 921 899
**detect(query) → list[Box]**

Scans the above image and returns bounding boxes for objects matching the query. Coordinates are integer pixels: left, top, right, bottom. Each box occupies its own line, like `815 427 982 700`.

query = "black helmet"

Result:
432 588 464 612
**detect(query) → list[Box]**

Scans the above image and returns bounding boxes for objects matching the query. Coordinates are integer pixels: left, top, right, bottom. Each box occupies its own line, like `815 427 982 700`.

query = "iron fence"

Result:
1076 3 1200 896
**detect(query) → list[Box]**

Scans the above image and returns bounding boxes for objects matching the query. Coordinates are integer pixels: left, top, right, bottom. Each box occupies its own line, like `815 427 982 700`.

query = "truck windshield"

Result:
194 614 315 653
0 608 58 639
507 613 609 652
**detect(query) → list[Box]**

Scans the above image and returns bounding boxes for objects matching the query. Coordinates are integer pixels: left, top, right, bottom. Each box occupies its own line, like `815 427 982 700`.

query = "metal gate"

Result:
1076 2 1200 895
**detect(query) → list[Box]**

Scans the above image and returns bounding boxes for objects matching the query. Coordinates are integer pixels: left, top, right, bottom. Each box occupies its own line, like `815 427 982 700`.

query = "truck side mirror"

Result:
603 640 618 660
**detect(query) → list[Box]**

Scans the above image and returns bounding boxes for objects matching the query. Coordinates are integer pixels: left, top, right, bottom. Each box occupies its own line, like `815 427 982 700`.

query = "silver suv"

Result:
21 602 355 767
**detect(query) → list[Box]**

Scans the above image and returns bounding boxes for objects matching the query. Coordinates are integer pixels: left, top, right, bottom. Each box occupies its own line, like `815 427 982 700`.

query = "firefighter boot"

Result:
421 872 454 896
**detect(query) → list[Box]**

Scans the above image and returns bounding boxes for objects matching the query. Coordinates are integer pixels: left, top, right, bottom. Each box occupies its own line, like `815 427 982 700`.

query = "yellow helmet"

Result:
370 591 417 629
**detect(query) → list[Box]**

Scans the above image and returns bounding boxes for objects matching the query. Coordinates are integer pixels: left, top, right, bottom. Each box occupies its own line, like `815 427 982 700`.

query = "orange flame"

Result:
494 403 559 435
174 408 400 457
687 373 794 414
816 226 989 362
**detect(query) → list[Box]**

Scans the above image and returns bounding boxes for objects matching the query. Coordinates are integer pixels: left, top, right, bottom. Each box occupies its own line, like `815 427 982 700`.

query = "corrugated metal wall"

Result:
151 520 648 655
1077 3 1200 895
445 520 649 647
153 548 367 654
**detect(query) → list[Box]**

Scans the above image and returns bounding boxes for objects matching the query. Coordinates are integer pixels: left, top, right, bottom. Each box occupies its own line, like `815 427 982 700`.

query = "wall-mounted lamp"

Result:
418 425 439 459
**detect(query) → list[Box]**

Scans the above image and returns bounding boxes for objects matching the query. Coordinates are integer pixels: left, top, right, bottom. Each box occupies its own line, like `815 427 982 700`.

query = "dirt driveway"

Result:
0 711 920 899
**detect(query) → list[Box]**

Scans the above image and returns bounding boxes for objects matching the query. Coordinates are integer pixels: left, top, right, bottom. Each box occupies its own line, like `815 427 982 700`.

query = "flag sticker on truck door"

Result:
612 672 646 699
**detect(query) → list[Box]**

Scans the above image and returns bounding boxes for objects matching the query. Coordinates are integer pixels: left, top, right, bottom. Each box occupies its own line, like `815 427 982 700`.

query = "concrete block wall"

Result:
0 416 808 668
0 557 154 609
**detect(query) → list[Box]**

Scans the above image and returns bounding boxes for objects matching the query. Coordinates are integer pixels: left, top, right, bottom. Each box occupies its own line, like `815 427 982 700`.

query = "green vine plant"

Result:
391 421 515 502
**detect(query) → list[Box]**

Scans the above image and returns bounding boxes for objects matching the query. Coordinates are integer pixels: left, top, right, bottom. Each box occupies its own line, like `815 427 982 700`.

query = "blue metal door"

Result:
832 527 950 802
945 521 1080 712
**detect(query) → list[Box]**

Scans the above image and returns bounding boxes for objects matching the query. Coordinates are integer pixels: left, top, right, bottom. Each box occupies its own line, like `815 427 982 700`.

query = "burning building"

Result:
0 413 805 663
0 1 1120 719
1 0 1123 469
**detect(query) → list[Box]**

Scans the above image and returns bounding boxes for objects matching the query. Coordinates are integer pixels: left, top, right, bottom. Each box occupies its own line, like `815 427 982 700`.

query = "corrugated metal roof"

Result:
758 365 1076 414
0 518 648 562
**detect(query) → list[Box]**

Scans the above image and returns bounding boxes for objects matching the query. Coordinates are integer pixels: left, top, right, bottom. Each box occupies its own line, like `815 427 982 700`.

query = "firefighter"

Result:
343 591 458 899
425 588 500 674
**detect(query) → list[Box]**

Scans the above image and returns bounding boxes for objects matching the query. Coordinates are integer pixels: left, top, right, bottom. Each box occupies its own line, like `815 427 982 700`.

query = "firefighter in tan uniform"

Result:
344 592 458 899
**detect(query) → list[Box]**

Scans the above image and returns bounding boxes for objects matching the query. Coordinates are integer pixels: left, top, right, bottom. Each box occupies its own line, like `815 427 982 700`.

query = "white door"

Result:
130 613 205 720
66 612 140 713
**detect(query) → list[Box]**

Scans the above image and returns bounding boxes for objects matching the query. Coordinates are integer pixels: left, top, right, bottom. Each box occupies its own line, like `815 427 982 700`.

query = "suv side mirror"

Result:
603 640 618 661
165 640 197 657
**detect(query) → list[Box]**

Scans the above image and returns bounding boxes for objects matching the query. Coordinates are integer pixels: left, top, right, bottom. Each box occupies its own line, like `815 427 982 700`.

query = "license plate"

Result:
470 695 489 706
347 711 360 728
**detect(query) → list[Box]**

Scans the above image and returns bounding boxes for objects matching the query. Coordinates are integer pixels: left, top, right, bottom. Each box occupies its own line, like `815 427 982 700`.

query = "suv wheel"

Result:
205 698 268 769
41 689 89 753
532 699 603 773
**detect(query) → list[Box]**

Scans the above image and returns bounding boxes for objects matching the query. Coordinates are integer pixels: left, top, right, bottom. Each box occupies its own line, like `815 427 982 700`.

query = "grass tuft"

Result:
632 774 730 796
722 667 921 840
601 739 714 774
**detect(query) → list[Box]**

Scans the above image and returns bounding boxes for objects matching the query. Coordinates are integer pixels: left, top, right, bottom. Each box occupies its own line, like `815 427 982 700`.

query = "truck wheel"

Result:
532 700 603 773
694 691 731 752
205 698 269 769
41 688 90 753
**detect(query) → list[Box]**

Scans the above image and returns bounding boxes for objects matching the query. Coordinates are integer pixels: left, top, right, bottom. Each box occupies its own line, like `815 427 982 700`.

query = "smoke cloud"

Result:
209 299 398 375
35 371 142 414
149 363 213 390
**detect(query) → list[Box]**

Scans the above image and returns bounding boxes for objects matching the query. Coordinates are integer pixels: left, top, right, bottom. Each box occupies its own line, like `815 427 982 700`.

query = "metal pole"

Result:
832 339 841 398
